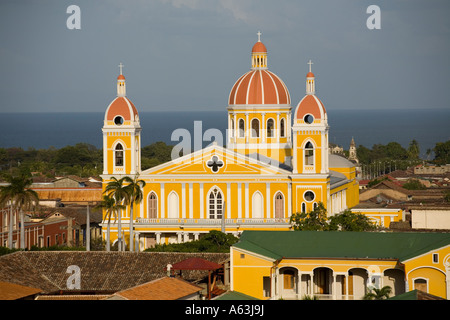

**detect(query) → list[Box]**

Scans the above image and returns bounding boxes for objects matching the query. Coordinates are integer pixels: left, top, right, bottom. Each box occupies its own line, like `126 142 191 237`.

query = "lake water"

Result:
0 109 449 159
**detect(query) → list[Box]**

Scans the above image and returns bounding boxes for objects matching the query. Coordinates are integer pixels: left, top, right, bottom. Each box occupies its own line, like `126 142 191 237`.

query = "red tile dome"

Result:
105 97 139 122
295 94 326 121
228 69 290 105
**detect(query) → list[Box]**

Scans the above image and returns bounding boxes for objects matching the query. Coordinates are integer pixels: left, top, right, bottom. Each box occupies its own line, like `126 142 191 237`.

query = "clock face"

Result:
114 116 124 126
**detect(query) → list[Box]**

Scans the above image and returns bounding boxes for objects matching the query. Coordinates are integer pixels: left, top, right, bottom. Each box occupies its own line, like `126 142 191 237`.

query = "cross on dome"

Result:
308 60 313 73
257 31 262 42
118 62 124 75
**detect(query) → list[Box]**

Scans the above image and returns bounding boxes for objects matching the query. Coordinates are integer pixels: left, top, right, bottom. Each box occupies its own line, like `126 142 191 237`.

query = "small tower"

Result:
348 137 359 164
292 61 329 175
102 63 141 175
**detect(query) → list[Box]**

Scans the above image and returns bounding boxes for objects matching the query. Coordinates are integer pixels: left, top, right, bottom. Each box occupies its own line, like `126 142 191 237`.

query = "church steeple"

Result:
117 62 126 97
306 60 315 95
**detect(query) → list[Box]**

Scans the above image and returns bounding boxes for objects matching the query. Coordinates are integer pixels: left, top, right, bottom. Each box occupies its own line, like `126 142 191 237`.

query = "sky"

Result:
0 0 449 113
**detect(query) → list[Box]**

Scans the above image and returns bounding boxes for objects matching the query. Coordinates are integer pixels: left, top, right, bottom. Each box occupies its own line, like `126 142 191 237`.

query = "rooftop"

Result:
233 230 450 262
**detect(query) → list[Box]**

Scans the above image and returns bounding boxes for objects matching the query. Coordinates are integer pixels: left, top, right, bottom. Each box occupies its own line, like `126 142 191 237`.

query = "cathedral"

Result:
101 34 359 250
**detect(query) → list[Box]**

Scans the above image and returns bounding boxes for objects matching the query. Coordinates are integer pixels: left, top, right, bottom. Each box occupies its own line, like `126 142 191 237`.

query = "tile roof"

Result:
0 281 42 300
0 251 228 294
110 277 202 300
233 231 450 262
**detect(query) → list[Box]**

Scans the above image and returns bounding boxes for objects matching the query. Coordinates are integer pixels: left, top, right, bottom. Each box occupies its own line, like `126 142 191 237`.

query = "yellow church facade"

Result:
101 35 359 250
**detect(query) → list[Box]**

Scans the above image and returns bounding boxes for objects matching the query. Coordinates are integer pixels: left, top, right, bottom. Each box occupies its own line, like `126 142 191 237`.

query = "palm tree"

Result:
363 285 392 300
95 194 125 251
123 175 146 252
0 174 39 249
104 177 131 251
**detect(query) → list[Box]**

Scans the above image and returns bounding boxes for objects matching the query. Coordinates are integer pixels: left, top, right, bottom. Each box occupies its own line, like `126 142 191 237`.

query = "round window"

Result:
114 116 124 125
304 191 315 202
304 114 314 124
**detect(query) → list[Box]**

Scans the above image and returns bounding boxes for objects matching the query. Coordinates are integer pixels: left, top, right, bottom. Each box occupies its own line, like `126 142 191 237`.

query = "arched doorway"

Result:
313 267 333 298
347 268 368 300
280 267 297 299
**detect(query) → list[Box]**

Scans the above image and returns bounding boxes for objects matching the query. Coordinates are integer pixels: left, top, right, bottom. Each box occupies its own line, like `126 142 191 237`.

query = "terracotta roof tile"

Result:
112 277 202 300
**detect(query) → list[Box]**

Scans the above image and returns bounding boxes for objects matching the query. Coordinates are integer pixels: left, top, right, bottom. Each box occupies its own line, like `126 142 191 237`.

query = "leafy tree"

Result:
290 202 328 231
363 286 392 300
123 175 146 252
141 141 174 170
0 174 39 249
145 230 238 253
433 140 450 165
104 177 132 251
407 139 420 159
290 203 377 232
402 179 426 190
328 209 377 231
95 194 125 251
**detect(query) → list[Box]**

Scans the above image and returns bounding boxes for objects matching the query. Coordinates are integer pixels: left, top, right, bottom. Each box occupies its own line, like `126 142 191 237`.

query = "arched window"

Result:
252 191 263 218
266 119 274 138
301 202 306 213
168 192 179 219
209 187 223 219
275 192 284 219
305 141 314 165
115 143 124 167
251 118 259 138
239 119 245 138
280 118 285 137
148 192 157 218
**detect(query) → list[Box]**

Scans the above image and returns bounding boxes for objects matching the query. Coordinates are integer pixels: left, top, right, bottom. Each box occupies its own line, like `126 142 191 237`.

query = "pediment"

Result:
141 144 290 176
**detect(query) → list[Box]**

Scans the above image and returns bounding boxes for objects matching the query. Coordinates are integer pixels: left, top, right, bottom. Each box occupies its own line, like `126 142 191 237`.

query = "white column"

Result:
160 183 165 219
245 113 249 144
288 182 292 218
266 183 270 219
189 183 193 219
227 183 231 219
276 112 280 144
233 112 237 144
102 132 108 174
182 183 186 219
199 183 204 219
238 183 242 219
155 232 161 245
245 183 249 219
261 112 266 143
293 132 298 174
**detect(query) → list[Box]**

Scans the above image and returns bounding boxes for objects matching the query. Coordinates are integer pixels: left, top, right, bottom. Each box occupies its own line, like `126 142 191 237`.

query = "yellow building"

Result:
101 35 359 250
231 230 450 300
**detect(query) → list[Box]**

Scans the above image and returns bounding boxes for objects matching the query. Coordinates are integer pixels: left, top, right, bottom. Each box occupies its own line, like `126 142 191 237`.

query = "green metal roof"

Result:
214 291 260 300
233 231 450 262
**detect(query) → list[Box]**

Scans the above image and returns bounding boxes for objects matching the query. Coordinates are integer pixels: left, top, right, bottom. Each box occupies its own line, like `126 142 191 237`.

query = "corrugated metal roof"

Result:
233 231 450 262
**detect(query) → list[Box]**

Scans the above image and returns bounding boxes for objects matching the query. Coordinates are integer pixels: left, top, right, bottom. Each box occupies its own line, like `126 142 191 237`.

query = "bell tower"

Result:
102 63 141 176
292 61 329 175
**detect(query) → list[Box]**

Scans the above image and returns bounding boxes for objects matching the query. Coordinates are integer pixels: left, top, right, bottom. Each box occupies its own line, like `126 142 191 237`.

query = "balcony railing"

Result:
135 218 290 226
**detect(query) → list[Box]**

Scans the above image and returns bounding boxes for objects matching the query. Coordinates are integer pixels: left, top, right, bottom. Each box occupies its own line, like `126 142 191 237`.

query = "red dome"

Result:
295 95 326 121
252 41 267 53
117 74 125 80
229 69 290 105
105 97 139 122
306 72 314 78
